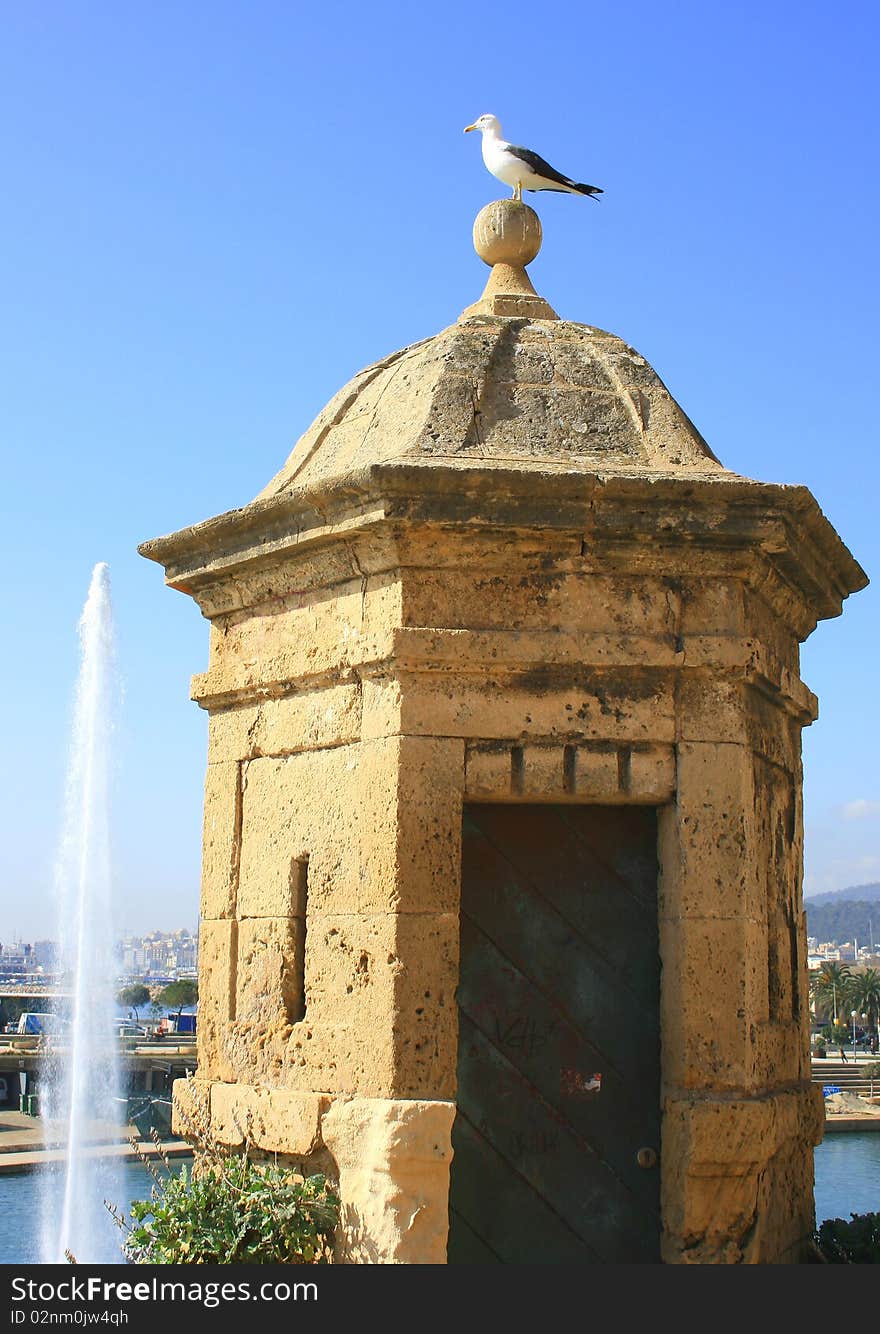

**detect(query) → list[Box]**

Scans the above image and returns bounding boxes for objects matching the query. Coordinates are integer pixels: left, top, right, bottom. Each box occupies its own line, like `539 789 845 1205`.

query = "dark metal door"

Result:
448 804 661 1263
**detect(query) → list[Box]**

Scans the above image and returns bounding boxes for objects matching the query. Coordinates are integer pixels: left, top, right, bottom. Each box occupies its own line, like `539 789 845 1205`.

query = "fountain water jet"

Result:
41 562 126 1264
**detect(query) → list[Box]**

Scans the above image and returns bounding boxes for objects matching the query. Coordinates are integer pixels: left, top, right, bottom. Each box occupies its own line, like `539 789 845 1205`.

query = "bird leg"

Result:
513 180 523 202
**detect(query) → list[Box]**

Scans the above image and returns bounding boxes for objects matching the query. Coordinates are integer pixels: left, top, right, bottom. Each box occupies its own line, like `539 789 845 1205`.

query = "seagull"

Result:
464 114 602 203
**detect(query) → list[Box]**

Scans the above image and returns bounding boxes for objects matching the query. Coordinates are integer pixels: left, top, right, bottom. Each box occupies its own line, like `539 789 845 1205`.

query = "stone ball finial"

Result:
473 199 543 269
460 199 557 321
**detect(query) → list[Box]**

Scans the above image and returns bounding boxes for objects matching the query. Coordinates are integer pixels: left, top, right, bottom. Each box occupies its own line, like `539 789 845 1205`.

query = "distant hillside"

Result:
805 898 880 949
805 882 880 906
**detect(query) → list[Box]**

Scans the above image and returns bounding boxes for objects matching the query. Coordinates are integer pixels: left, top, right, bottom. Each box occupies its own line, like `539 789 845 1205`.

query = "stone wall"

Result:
160 486 840 1262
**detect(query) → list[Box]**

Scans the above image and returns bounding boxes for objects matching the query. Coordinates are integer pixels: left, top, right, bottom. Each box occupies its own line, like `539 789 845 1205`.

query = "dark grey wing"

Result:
507 142 574 188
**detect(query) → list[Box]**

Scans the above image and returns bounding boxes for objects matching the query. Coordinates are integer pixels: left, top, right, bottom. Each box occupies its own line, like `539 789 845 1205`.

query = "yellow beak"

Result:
463 124 476 133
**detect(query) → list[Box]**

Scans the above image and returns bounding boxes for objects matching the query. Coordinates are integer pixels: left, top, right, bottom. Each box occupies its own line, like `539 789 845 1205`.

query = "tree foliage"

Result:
117 984 150 1019
811 963 853 1023
850 969 880 1041
806 900 880 950
157 980 198 1017
815 1212 880 1264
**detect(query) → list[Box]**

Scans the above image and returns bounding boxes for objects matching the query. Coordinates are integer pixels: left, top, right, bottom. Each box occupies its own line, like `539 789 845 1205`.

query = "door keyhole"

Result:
636 1146 658 1169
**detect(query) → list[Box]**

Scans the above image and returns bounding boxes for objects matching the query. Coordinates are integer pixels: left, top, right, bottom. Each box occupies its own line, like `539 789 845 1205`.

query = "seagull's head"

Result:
464 113 501 136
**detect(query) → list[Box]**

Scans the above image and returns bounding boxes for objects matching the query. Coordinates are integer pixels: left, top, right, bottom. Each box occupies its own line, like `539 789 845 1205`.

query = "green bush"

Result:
815 1212 880 1264
122 1156 339 1264
111 1081 339 1264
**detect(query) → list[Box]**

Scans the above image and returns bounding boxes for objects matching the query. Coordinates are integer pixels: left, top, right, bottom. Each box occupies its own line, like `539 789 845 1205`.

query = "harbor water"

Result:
814 1131 880 1225
0 1158 192 1265
0 1139 874 1264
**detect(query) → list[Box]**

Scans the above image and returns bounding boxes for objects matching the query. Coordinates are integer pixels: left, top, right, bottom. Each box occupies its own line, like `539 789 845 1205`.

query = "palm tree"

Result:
865 1061 880 1101
811 962 853 1027
849 968 880 1051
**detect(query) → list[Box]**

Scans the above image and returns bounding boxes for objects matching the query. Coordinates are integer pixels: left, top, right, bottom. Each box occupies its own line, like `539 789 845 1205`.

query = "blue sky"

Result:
1 1 877 940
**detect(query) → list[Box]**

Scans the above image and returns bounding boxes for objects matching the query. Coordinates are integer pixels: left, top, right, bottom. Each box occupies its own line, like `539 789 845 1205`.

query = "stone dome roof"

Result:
256 199 726 503
256 314 725 503
139 198 867 633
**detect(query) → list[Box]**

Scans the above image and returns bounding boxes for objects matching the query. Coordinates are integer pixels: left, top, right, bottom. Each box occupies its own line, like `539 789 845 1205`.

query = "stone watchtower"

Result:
141 202 866 1264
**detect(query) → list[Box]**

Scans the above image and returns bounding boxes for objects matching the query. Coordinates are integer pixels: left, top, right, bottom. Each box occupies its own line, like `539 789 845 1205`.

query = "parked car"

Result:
114 1020 145 1037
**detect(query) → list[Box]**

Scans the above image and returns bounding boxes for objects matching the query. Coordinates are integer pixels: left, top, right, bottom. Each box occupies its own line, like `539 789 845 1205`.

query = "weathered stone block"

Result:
304 913 398 1031
568 744 620 798
464 743 511 797
235 916 302 1028
463 740 673 801
746 690 803 771
237 750 360 917
395 671 675 743
676 676 749 745
217 1014 382 1095
210 1082 329 1154
361 675 403 740
519 744 564 796
206 579 397 687
659 916 765 1090
196 919 237 1082
678 577 744 638
741 586 800 674
200 761 240 920
237 756 308 919
280 1022 398 1097
628 744 676 801
752 1020 803 1085
322 1097 455 1263
203 684 362 762
662 742 761 920
661 1088 824 1263
171 1076 211 1140
357 736 464 913
390 913 459 1099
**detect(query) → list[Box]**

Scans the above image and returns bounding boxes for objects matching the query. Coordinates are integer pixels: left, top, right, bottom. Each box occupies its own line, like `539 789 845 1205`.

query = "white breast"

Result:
481 136 521 187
